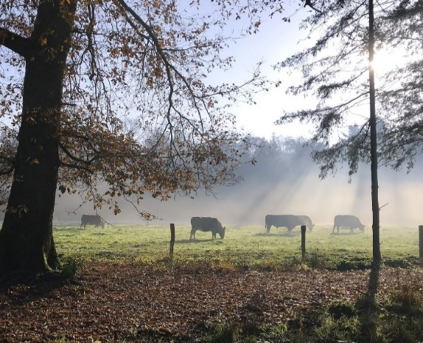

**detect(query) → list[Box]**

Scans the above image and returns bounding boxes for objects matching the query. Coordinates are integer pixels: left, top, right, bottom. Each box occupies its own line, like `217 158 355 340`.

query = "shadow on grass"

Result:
54 226 110 233
358 261 380 342
255 232 301 238
330 231 364 236
176 239 222 244
0 270 76 298
53 226 84 232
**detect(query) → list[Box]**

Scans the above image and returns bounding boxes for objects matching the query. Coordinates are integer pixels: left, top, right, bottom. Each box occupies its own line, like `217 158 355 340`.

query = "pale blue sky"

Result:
206 3 315 140
209 1 409 141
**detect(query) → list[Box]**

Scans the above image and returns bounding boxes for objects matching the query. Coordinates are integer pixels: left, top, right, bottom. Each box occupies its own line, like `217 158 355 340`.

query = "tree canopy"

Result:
0 0 277 216
0 0 284 272
275 0 423 177
274 0 423 264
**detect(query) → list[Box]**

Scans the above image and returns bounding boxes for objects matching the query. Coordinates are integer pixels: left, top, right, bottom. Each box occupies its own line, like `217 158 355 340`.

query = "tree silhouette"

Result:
273 0 423 262
0 0 271 273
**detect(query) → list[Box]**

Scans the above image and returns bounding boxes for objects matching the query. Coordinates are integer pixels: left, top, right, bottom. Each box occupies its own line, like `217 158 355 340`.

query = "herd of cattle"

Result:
80 214 365 239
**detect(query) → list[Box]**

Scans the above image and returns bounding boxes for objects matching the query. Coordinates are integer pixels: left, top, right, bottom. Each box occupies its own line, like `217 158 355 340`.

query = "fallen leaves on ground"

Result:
0 263 422 342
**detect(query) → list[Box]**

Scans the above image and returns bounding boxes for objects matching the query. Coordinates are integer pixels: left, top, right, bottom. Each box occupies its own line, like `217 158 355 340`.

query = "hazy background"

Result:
52 135 423 228
7 3 419 229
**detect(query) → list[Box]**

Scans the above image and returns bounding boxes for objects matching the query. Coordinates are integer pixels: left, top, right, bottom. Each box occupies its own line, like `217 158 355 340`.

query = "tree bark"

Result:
0 0 77 273
368 0 382 262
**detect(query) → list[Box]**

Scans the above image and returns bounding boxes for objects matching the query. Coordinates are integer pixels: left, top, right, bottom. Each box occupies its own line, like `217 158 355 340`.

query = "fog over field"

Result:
53 137 423 228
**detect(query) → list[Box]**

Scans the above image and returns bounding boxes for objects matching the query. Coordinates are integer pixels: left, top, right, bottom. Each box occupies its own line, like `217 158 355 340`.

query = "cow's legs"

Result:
190 228 196 240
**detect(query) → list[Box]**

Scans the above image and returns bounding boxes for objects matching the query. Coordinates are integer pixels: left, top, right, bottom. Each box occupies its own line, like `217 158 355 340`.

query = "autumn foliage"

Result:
0 0 273 215
0 0 277 272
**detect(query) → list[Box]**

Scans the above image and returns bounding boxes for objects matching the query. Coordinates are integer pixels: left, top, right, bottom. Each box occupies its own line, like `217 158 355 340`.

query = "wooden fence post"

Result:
419 226 423 260
170 223 175 260
301 225 306 260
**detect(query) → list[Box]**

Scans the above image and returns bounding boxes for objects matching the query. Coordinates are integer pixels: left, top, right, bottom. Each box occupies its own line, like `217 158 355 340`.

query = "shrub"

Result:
388 285 423 315
327 301 357 319
60 256 84 279
208 325 238 343
314 315 361 342
384 317 420 343
379 285 423 342
336 258 369 271
308 249 324 269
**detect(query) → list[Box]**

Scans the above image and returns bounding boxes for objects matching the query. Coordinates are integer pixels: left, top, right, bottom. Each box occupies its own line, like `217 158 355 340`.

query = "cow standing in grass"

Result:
297 215 314 232
265 214 303 233
333 215 364 233
81 214 105 229
190 217 226 240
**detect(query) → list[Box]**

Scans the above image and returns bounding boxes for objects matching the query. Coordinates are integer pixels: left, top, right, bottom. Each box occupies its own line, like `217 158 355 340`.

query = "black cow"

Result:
81 214 105 228
333 215 365 233
190 217 226 240
297 215 314 232
265 214 303 233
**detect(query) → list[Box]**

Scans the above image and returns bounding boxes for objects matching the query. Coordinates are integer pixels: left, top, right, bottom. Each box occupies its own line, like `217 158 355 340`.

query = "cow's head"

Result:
359 224 365 232
218 227 226 239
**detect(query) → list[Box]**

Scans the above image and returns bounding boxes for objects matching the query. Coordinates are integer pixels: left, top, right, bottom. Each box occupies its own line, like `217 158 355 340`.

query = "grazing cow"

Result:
265 214 303 233
190 217 226 240
297 215 314 232
81 214 105 229
333 215 365 233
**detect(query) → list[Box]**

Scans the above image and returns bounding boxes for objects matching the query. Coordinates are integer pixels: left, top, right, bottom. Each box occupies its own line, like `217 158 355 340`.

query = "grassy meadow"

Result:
2 223 421 342
54 223 421 270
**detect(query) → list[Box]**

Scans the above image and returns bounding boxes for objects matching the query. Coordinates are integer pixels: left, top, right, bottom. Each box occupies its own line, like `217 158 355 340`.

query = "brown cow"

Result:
265 214 303 233
297 215 314 232
81 214 105 228
190 217 226 240
333 215 364 233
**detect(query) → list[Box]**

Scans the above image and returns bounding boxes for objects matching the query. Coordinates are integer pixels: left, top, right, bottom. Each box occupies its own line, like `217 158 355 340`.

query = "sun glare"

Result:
370 47 409 75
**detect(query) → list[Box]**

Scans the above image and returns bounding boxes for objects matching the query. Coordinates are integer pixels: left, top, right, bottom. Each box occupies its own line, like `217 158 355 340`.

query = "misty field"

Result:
54 223 420 269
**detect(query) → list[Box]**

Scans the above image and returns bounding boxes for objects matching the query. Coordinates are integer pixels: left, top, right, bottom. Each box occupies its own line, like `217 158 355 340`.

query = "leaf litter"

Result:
0 263 422 342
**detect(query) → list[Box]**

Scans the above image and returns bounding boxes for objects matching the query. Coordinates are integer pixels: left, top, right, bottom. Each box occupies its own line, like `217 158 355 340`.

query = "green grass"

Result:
53 223 421 270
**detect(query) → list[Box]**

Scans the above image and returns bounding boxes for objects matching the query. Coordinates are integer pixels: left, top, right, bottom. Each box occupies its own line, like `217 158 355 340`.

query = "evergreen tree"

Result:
275 0 423 261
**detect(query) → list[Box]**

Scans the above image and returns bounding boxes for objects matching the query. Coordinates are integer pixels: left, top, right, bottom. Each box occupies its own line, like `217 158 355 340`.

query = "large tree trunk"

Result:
0 0 77 274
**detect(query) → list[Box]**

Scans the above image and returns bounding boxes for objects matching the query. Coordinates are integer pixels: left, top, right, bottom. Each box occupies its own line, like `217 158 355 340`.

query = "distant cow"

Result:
81 214 105 229
297 215 314 232
333 215 364 233
265 214 303 233
190 217 226 240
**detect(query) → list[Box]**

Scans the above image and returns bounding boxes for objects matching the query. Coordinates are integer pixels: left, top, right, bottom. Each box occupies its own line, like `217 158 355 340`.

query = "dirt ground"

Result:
1 263 422 342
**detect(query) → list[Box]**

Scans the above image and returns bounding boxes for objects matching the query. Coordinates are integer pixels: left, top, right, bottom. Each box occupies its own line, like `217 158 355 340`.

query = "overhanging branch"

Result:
0 28 29 57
